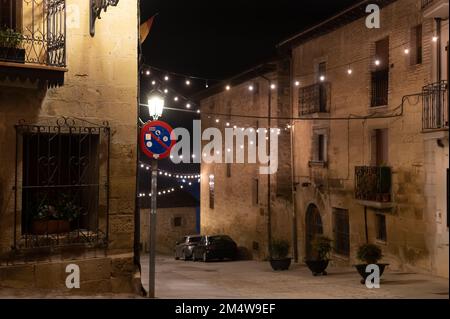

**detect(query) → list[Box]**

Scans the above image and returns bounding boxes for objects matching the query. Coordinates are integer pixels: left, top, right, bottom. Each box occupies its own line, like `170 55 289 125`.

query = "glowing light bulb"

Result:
248 85 254 91
404 48 410 55
174 96 179 102
185 80 191 86
164 75 169 81
347 68 353 75
225 85 231 91
319 75 325 82
294 81 300 86
375 60 381 66
270 83 276 90
432 36 438 42
186 103 191 109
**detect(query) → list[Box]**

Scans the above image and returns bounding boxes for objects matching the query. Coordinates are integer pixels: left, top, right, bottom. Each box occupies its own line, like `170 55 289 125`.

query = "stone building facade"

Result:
283 0 448 277
140 192 199 255
199 62 294 260
0 0 139 293
199 0 448 277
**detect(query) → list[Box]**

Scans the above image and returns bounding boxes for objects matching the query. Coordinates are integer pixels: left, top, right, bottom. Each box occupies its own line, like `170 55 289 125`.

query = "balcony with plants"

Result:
0 0 67 87
354 166 394 209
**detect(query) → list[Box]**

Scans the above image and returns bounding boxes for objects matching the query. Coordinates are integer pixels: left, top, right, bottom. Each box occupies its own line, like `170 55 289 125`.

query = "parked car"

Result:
174 235 202 260
192 235 238 262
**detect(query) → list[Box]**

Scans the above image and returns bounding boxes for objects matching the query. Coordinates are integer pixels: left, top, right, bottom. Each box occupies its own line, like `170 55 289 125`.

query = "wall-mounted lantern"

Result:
90 0 120 37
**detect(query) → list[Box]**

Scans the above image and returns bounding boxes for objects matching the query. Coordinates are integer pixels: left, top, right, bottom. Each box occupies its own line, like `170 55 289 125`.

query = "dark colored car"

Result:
174 235 202 260
192 235 238 262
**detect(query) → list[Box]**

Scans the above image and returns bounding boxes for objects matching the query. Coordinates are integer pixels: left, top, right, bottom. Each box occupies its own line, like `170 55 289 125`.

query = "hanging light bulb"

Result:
226 122 230 127
185 79 191 86
404 48 410 55
145 70 151 76
215 119 220 123
226 85 231 91
248 85 254 91
164 88 168 94
151 80 156 86
174 96 179 102
432 35 438 42
374 59 381 66
197 109 201 114
347 68 353 75
270 83 276 90
205 81 209 88
319 75 325 82
294 80 300 86
186 103 191 109
164 75 169 81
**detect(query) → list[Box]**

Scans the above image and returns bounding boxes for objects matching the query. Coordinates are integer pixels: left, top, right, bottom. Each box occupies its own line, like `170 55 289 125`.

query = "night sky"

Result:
138 0 361 206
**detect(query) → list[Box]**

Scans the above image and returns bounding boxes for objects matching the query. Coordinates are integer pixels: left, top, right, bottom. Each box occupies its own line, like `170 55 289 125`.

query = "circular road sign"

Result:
140 120 175 160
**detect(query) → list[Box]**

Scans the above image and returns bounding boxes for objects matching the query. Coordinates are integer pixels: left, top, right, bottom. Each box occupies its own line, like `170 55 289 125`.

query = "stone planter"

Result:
270 258 292 271
305 259 330 276
32 220 71 235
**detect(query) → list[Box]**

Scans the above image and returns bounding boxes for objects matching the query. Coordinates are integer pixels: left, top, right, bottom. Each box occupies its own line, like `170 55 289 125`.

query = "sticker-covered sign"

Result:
140 120 175 160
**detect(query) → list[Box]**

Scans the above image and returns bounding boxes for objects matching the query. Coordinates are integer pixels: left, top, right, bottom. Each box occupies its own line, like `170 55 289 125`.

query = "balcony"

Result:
422 0 449 18
298 82 331 116
355 166 394 209
0 0 66 87
422 81 448 132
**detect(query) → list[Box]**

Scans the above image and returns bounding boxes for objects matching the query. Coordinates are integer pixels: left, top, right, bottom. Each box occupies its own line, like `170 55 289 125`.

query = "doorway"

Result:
305 204 323 259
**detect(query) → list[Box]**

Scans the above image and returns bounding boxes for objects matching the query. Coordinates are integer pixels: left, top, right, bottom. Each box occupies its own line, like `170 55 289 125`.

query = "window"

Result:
0 0 17 30
209 174 215 209
317 61 327 81
311 130 327 164
22 133 100 235
333 208 350 256
375 214 387 241
410 25 423 65
371 37 389 107
371 128 389 166
173 217 182 227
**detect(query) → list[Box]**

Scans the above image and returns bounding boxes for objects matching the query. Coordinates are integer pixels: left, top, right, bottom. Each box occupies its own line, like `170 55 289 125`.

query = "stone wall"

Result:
0 0 139 292
140 207 198 255
200 70 293 260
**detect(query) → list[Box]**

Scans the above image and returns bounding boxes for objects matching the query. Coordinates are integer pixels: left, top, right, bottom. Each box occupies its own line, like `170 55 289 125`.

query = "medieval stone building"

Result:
200 0 448 277
0 0 139 293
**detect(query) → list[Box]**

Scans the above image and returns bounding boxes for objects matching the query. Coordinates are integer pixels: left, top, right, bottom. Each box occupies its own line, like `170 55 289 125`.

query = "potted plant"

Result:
31 195 84 235
305 236 332 276
0 28 25 63
354 244 389 284
269 239 291 271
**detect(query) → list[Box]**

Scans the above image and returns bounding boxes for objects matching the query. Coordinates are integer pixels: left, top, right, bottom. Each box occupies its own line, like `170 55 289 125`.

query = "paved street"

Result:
140 255 449 299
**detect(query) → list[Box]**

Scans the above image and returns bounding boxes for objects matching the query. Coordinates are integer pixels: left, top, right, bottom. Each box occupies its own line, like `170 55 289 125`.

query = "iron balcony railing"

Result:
422 80 448 130
355 166 392 202
299 82 331 115
421 0 434 9
0 0 66 67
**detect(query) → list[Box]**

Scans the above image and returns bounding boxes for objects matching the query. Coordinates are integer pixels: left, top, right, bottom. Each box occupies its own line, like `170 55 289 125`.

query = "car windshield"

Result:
209 236 233 243
188 237 201 243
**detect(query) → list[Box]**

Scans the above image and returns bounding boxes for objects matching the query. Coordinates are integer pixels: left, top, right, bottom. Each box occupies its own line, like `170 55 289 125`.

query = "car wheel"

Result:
174 252 179 260
203 252 208 262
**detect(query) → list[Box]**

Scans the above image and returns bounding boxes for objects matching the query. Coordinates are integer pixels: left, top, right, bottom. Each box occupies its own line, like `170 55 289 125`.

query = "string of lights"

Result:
139 32 439 126
137 184 191 198
138 162 200 179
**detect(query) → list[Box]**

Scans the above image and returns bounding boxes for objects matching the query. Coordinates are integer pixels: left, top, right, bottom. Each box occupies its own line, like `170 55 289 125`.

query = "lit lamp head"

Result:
148 93 165 120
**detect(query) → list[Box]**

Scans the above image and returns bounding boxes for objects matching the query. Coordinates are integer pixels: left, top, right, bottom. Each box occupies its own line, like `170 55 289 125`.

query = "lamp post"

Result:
146 92 164 298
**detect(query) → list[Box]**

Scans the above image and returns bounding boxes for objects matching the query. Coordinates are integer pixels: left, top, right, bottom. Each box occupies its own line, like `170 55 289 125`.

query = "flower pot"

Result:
305 259 330 276
32 220 71 235
354 263 389 284
270 258 291 271
0 47 25 63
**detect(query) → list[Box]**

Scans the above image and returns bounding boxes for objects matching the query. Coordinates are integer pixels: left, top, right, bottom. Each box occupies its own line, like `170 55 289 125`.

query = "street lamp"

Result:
147 93 165 120
146 92 165 298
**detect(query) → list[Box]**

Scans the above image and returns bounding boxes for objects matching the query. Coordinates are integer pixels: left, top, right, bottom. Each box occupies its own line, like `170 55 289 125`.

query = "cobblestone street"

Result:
140 255 449 299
